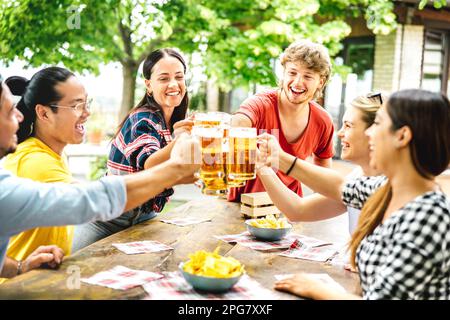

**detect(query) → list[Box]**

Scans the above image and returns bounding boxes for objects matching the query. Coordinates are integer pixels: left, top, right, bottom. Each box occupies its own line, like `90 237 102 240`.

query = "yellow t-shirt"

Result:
2 137 74 271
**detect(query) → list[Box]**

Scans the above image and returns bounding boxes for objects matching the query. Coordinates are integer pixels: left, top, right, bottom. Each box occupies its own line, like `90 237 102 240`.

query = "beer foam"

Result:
194 113 222 121
229 127 257 138
192 126 223 138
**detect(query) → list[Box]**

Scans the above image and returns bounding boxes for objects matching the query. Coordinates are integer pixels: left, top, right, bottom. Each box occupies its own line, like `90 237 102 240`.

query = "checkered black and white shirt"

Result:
342 176 450 300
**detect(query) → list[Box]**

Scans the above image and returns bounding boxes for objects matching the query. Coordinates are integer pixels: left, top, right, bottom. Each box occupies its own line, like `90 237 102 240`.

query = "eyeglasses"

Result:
49 98 93 115
367 92 383 105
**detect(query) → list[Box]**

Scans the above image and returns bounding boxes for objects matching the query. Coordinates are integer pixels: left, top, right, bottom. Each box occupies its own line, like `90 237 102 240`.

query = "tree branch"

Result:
118 20 134 64
136 38 163 64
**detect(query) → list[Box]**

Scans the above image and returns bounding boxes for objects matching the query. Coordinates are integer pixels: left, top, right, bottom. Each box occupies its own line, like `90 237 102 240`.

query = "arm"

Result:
257 166 346 222
0 257 19 278
143 118 194 170
258 134 345 202
143 140 174 169
124 158 194 211
1 245 64 278
280 152 343 201
0 134 200 237
274 273 361 300
231 113 252 127
313 155 332 168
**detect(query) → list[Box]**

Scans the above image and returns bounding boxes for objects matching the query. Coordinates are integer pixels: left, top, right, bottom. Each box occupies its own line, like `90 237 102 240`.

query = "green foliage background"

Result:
0 0 402 112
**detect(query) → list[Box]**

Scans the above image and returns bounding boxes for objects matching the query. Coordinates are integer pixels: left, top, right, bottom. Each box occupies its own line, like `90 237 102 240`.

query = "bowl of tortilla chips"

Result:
180 248 244 293
245 214 292 241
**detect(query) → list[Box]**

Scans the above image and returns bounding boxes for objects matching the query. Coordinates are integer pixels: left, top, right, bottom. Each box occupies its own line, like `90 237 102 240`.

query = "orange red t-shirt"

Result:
228 89 335 202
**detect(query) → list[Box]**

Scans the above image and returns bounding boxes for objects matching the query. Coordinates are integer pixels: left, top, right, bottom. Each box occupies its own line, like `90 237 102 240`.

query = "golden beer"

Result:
227 127 257 180
193 126 228 195
221 126 246 188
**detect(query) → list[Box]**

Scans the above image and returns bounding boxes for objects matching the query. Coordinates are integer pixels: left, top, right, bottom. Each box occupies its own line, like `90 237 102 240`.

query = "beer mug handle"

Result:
194 174 204 189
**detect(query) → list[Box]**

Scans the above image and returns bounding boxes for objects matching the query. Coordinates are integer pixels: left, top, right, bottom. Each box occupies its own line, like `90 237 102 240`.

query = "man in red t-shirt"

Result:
229 40 335 202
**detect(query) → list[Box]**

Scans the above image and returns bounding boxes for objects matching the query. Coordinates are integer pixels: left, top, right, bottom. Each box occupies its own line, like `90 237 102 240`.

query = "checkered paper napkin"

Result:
160 217 212 227
112 240 173 255
215 232 332 251
274 273 346 293
142 272 277 300
279 239 339 262
81 266 164 290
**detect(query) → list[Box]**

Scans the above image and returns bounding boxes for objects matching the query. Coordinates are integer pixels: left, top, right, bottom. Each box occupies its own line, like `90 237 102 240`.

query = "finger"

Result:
52 248 65 264
257 133 271 139
29 245 55 258
27 253 55 270
173 119 194 129
40 246 65 264
274 283 291 292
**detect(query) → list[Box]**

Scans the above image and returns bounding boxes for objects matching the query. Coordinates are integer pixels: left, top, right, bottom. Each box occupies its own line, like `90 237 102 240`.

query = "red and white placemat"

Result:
215 232 332 251
160 217 212 227
81 266 163 290
112 240 173 255
142 272 277 300
279 239 339 262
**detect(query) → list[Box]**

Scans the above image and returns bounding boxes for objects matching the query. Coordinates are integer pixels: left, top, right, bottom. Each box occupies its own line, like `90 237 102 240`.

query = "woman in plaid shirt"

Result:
72 48 194 252
275 89 450 299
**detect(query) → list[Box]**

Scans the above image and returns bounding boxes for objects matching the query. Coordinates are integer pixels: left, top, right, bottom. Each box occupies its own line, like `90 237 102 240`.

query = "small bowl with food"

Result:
180 248 245 293
245 214 292 241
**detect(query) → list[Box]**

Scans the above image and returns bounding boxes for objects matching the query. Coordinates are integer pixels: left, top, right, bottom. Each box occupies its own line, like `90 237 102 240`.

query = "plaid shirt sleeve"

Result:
363 193 450 299
124 114 162 171
341 176 387 210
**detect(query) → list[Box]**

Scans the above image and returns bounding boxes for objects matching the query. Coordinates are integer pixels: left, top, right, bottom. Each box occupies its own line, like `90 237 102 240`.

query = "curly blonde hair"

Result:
280 40 332 99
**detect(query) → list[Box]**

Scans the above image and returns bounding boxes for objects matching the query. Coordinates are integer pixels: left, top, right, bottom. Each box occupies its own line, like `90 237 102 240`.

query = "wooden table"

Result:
0 198 359 299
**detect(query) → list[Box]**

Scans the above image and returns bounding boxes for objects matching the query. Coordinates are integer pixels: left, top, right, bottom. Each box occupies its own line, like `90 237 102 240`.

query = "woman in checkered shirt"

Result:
275 89 450 299
72 48 195 252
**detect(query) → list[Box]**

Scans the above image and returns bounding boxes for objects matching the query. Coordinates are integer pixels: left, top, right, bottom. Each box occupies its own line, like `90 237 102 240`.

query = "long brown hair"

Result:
349 89 450 268
114 48 189 138
0 73 3 99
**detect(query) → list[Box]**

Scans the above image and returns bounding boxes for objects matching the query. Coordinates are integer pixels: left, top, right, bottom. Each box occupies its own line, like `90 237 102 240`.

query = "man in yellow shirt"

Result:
1 68 89 283
3 137 74 264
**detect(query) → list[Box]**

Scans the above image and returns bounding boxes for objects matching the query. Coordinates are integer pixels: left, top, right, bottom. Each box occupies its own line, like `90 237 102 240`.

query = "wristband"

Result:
286 157 298 176
17 260 23 275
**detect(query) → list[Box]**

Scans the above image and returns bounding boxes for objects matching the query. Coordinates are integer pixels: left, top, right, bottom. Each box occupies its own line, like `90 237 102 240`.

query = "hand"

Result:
170 133 201 184
274 273 324 299
22 245 65 273
257 133 283 170
173 117 194 138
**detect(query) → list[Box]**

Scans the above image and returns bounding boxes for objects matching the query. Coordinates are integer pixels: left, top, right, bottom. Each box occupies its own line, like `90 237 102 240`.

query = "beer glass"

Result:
193 112 222 128
221 122 246 188
192 126 227 195
227 127 257 181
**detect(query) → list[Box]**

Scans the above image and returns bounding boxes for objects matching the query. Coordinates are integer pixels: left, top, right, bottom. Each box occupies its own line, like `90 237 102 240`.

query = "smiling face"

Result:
39 76 89 147
145 56 186 111
0 84 24 158
337 106 371 166
281 61 324 107
365 105 397 172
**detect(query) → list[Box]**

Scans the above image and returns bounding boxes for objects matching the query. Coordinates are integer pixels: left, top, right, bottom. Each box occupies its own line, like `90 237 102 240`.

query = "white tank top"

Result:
347 206 361 235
